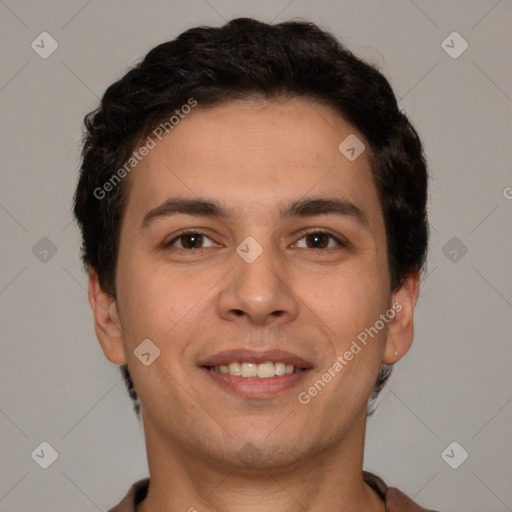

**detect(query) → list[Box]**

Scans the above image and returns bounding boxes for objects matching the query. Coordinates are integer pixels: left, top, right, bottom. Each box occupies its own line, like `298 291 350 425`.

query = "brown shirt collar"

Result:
109 472 439 512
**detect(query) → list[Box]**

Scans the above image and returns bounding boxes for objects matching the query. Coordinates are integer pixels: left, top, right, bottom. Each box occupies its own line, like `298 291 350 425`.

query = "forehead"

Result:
122 97 382 226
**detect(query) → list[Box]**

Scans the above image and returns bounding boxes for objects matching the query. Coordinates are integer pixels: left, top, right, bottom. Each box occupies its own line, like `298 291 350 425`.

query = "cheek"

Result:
307 266 390 344
115 259 221 348
301 269 390 410
114 264 214 403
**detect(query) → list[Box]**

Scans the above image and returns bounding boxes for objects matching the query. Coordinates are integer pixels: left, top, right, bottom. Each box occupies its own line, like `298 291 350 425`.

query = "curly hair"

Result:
73 18 428 418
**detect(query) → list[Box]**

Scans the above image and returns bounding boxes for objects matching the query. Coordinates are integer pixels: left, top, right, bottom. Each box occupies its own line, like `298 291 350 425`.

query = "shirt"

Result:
108 471 439 511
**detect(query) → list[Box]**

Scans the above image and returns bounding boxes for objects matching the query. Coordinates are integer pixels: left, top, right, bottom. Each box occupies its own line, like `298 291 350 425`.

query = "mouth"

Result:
206 361 304 378
198 349 313 398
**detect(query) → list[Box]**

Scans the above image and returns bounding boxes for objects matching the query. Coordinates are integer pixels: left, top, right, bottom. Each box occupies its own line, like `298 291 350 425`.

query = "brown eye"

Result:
306 233 329 248
296 231 342 249
180 233 203 249
167 232 216 250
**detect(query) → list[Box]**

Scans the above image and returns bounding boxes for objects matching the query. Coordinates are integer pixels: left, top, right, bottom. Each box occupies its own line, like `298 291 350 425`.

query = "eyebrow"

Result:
140 196 369 230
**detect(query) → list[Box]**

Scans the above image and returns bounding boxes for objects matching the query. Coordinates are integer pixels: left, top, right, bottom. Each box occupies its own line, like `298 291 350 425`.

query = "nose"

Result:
216 241 300 327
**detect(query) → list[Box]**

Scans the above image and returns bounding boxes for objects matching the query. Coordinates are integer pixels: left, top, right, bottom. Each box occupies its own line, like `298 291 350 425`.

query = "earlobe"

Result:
88 269 127 365
383 272 420 364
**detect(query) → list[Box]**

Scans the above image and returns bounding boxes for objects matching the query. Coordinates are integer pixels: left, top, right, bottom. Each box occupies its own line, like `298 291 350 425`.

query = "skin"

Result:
89 97 419 512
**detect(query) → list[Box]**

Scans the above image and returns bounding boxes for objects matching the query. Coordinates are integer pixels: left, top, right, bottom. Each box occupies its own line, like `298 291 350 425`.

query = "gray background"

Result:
1 1 511 510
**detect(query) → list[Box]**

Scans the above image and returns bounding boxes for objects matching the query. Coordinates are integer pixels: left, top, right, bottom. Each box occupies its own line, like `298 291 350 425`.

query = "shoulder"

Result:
363 471 440 512
108 478 149 512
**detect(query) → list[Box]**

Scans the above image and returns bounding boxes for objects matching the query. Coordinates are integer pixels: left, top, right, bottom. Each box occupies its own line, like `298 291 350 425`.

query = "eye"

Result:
294 230 345 249
166 231 217 250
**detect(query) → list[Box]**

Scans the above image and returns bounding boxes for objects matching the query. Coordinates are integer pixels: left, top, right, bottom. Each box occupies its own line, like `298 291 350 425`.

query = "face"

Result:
90 97 417 470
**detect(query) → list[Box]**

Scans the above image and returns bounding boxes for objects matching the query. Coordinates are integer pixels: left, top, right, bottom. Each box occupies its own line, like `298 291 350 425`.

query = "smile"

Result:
199 349 313 398
206 361 304 379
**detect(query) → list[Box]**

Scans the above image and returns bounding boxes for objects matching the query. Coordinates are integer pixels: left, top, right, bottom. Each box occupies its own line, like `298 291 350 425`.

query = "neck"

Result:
137 414 384 512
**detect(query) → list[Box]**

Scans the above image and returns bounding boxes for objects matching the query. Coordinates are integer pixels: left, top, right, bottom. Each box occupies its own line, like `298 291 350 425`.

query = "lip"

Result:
197 349 313 369
198 349 314 399
201 367 312 399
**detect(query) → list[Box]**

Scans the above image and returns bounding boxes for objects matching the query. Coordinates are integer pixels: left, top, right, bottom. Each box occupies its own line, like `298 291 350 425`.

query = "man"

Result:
74 17 436 511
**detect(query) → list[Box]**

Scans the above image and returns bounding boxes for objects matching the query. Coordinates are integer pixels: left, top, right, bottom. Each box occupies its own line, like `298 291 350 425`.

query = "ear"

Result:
88 268 126 365
383 271 420 364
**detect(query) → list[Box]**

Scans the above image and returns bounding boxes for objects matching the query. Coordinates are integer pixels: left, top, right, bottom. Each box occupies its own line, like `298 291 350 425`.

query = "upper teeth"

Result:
211 362 299 378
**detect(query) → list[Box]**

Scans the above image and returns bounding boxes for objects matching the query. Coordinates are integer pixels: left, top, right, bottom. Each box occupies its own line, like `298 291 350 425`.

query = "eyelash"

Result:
165 229 347 251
